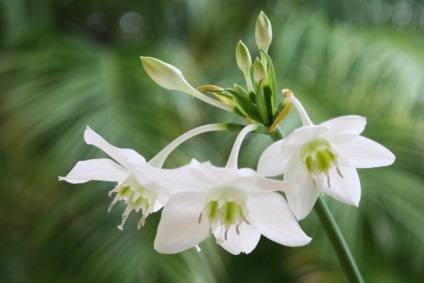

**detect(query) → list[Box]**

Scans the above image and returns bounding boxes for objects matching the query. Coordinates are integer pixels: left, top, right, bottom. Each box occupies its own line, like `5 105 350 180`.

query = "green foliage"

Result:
1 0 423 282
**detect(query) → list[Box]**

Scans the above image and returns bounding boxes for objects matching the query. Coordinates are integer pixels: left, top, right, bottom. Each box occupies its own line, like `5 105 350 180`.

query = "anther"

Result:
198 213 203 224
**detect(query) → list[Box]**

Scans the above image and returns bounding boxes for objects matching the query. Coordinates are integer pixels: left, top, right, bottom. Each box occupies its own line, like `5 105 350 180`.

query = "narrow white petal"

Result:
333 135 395 168
285 156 321 220
154 192 210 254
257 139 286 177
247 192 311 246
319 115 366 136
323 166 361 206
59 159 128 184
84 127 146 168
213 223 261 255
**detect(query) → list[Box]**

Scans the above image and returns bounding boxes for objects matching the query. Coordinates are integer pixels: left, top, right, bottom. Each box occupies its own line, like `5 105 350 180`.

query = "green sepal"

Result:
255 81 271 125
259 49 276 114
225 89 262 122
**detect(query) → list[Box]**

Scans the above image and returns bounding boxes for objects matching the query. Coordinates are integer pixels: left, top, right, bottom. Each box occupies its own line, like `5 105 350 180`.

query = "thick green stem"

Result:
270 127 364 283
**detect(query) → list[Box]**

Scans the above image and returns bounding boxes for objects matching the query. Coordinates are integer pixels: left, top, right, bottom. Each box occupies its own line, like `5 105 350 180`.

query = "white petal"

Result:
257 139 286 177
154 191 210 254
213 223 261 255
59 159 128 184
283 126 328 147
286 178 321 221
323 166 361 206
319 115 366 136
247 173 301 194
285 156 321 220
333 135 395 168
84 127 146 168
247 192 311 246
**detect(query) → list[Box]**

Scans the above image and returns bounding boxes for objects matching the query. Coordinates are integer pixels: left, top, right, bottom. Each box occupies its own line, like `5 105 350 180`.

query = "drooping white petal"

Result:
319 115 366 136
332 135 395 168
323 166 361 206
154 191 210 254
213 223 261 255
285 156 321 220
59 158 128 184
247 192 311 246
84 127 146 168
257 139 285 177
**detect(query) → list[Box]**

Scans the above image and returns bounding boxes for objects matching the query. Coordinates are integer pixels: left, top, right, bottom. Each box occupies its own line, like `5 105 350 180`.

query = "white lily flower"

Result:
150 124 311 255
258 91 396 220
59 124 234 229
59 127 164 230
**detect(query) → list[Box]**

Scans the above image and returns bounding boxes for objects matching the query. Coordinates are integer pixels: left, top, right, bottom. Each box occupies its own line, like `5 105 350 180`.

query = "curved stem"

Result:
149 123 243 168
226 123 259 168
269 127 364 283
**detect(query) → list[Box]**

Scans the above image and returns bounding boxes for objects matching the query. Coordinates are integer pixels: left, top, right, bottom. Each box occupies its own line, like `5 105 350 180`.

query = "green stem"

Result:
314 198 364 283
270 127 364 283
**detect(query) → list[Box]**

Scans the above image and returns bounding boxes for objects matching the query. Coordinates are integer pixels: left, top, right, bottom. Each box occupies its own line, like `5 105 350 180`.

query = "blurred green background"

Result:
1 0 424 282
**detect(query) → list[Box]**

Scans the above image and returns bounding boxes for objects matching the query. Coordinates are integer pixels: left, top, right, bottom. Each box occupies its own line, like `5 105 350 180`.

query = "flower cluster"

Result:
60 12 395 255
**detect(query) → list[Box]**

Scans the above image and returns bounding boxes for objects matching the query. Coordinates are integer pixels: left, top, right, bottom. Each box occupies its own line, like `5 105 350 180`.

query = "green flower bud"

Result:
253 57 267 84
140 56 192 92
236 41 252 75
255 11 272 52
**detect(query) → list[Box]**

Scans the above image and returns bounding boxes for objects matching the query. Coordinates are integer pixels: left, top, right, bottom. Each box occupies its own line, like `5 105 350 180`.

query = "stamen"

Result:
224 229 228 241
137 216 146 230
327 174 331 188
108 194 120 212
236 225 240 235
243 216 250 225
336 167 344 179
198 213 203 224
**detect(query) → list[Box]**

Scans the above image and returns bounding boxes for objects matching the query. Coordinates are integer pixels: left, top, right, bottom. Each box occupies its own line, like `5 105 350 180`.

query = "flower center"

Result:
108 174 158 230
301 138 343 188
199 187 249 242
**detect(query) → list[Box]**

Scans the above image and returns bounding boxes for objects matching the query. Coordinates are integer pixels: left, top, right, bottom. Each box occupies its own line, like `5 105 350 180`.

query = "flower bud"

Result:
236 41 252 75
140 56 233 112
253 57 267 84
255 11 272 52
140 56 193 93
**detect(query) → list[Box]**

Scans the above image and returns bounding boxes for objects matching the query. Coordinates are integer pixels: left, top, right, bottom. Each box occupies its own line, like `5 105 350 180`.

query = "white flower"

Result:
59 127 164 230
149 124 311 254
258 92 396 220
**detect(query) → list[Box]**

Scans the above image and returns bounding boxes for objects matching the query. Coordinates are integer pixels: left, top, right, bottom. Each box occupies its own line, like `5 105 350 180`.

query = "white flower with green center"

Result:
59 124 238 229
59 127 163 230
149 124 311 255
258 91 396 220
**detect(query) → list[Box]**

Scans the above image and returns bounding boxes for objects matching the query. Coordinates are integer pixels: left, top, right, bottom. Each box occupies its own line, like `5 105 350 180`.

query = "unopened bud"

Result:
140 56 193 93
253 58 267 84
236 41 252 75
255 11 272 52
